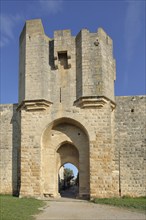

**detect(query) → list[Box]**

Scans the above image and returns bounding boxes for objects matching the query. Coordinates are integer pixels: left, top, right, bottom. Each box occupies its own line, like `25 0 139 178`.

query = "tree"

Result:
64 168 74 188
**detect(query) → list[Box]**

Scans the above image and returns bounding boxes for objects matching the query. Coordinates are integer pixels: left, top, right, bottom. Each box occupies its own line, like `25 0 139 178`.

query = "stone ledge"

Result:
74 96 116 109
17 99 53 111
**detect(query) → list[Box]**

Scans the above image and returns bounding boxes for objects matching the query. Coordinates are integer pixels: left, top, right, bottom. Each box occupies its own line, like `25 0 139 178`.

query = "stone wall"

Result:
1 96 145 198
115 96 146 197
0 104 20 195
19 101 118 198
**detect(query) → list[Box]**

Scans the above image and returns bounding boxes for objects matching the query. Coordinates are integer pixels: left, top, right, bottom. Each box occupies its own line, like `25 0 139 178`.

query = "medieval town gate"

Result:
0 19 145 199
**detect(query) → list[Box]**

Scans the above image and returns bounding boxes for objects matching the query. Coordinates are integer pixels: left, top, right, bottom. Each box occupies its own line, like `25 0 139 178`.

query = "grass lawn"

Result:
93 196 146 212
0 195 45 220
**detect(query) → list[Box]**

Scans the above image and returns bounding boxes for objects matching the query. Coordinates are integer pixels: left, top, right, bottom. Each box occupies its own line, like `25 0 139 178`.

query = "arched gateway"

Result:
42 118 90 199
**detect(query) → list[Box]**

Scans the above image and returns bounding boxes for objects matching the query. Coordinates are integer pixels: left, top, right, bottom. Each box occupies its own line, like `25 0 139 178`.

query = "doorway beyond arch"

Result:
57 143 79 198
58 163 79 198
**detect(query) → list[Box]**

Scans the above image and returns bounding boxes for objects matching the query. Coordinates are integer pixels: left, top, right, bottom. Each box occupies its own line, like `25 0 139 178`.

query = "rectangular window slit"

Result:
60 88 62 103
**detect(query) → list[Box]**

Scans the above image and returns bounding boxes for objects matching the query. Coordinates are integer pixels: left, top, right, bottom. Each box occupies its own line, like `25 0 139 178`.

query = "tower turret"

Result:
18 19 52 111
75 28 116 108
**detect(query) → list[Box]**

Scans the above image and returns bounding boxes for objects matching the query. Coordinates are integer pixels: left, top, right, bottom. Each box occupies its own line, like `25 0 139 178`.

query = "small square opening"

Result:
58 51 68 69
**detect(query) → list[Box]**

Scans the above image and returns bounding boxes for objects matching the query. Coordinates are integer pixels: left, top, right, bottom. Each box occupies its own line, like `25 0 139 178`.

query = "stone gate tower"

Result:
1 19 145 199
18 19 117 198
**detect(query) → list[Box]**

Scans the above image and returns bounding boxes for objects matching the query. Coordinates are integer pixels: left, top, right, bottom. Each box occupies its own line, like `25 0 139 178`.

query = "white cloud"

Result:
0 1 64 47
39 0 63 14
0 14 23 47
124 1 143 61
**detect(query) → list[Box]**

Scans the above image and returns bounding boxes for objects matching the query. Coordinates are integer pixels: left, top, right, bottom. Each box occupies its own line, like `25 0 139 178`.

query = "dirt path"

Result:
35 198 146 220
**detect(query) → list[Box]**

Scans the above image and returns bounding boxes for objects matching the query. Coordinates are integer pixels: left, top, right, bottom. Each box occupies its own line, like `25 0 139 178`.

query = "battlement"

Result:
20 19 113 47
54 29 71 37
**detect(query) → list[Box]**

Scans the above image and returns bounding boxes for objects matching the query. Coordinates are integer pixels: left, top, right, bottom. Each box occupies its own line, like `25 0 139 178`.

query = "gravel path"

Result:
35 198 146 220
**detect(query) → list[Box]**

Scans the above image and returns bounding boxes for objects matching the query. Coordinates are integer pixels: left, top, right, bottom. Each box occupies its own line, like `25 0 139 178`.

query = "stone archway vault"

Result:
57 142 79 170
41 118 90 199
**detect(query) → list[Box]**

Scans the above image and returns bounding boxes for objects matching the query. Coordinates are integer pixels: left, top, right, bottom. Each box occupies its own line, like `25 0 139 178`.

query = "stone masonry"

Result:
0 19 145 199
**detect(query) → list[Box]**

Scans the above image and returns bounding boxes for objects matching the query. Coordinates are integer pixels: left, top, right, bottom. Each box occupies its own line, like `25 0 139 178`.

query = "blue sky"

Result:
64 163 78 178
0 0 145 104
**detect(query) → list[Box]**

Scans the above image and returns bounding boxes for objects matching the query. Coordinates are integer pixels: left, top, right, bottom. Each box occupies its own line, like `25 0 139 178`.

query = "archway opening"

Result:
58 163 79 198
42 118 90 199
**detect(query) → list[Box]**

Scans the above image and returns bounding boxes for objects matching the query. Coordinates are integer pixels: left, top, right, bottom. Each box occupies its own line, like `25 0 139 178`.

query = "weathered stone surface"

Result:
0 19 145 199
0 104 20 195
115 96 146 197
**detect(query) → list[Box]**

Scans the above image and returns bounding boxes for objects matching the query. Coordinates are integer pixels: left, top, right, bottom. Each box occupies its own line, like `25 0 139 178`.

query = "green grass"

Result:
93 196 146 212
0 195 45 220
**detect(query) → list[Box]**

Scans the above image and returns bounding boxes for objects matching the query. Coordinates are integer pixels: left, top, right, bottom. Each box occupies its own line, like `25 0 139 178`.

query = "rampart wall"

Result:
0 104 20 195
115 96 146 196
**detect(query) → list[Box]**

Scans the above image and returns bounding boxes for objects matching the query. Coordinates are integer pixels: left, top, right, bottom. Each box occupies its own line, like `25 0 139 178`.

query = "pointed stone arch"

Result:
41 117 90 198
